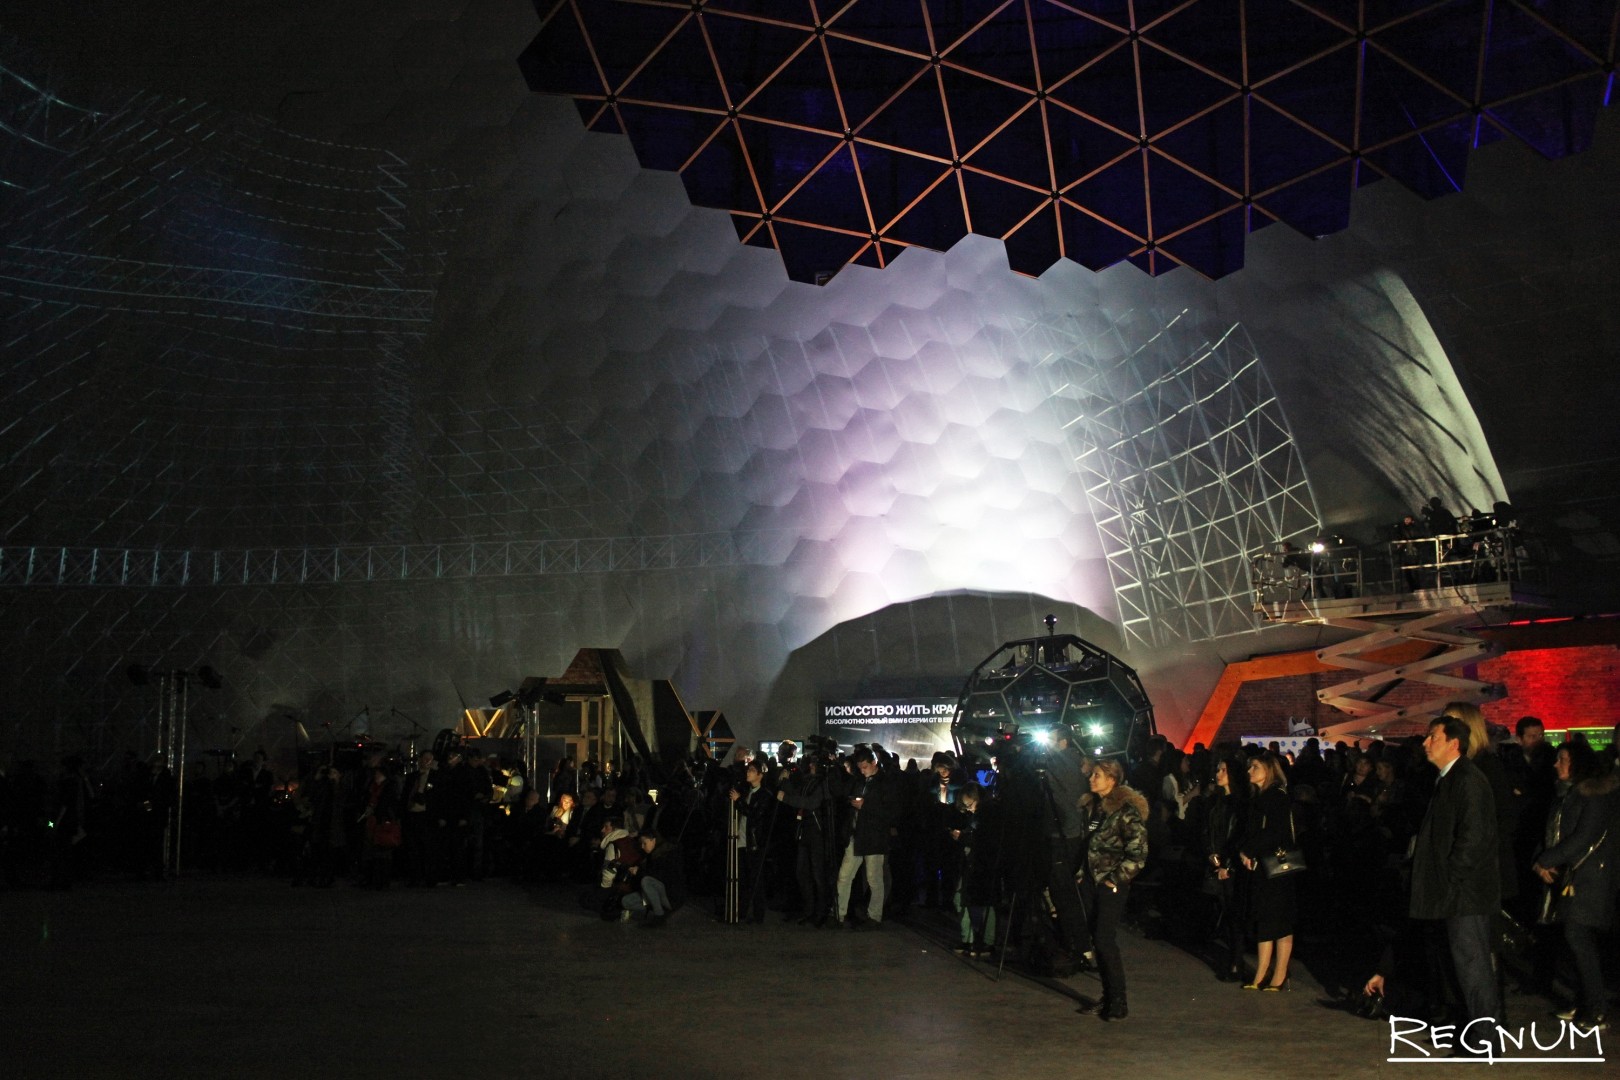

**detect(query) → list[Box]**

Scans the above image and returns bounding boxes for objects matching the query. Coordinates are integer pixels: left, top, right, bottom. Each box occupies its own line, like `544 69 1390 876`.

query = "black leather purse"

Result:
1260 807 1307 878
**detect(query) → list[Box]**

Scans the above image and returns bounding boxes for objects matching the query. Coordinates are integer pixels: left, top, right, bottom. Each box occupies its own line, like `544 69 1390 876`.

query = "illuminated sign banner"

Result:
818 698 957 760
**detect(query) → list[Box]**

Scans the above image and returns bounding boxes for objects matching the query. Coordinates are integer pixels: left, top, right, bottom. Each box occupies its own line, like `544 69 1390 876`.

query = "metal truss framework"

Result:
0 532 796 588
0 61 463 554
1062 310 1321 649
522 0 1620 281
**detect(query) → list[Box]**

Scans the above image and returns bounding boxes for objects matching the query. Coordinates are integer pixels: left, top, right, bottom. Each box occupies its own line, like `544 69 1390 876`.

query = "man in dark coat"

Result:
1410 716 1501 1029
777 756 835 925
833 749 899 928
729 760 774 923
1039 730 1094 961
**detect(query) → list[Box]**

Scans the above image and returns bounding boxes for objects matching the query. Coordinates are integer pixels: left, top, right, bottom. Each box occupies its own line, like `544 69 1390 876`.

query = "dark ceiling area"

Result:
522 0 1618 281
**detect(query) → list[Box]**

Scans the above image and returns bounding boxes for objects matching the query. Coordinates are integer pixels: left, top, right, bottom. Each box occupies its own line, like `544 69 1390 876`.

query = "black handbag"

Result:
1536 827 1608 925
1260 808 1307 878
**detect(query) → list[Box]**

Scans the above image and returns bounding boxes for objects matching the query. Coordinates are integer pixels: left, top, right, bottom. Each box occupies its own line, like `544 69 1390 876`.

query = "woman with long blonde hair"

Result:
1238 752 1298 990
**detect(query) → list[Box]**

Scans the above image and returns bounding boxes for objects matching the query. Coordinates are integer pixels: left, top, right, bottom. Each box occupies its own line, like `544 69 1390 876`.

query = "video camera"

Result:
801 734 840 766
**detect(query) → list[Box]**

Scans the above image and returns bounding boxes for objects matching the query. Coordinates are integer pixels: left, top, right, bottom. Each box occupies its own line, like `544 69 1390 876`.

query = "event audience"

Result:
2 711 1615 1031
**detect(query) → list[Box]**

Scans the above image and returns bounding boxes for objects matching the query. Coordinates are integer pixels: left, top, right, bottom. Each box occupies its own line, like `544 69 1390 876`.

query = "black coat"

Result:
734 783 774 853
779 769 833 835
948 803 999 907
1201 789 1244 868
1238 784 1298 939
1472 750 1519 901
639 839 687 909
1409 755 1500 920
835 767 900 856
1536 768 1619 929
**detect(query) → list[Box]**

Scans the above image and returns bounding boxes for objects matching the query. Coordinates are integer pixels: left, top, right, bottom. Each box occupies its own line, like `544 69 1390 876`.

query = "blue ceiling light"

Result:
521 0 1616 283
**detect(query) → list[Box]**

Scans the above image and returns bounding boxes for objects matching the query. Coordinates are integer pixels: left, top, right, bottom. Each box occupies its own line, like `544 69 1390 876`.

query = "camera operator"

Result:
833 747 900 929
728 760 773 923
1040 728 1096 967
777 738 836 926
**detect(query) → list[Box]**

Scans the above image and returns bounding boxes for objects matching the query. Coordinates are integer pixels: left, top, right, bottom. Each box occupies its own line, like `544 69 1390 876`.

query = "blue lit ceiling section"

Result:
521 0 1617 281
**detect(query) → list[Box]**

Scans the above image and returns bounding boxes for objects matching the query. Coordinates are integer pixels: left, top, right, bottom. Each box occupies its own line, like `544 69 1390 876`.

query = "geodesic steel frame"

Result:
522 0 1620 281
1056 310 1321 649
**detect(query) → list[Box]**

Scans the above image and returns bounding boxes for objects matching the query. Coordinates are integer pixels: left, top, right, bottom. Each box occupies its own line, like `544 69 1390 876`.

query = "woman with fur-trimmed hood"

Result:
1532 742 1619 1028
1076 758 1149 1021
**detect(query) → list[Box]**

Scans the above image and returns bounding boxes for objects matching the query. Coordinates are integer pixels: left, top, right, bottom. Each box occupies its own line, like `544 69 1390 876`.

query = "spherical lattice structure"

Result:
952 629 1154 759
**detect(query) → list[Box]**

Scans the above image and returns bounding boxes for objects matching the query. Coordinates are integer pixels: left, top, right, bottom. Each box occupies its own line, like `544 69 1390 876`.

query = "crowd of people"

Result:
3 709 1616 1035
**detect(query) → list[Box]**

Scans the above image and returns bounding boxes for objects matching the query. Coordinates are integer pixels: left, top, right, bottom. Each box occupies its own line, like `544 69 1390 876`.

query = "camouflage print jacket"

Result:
1078 785 1150 889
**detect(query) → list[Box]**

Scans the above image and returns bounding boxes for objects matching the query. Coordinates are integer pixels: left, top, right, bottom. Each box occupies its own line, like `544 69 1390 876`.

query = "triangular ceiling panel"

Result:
950 3 1041 90
824 36 933 130
1371 1 1485 104
1141 0 1246 84
883 175 968 248
854 143 954 232
1004 203 1064 276
1481 1 1605 102
1363 117 1473 198
825 0 933 55
705 14 818 107
973 106 1054 190
777 144 873 233
1488 77 1606 159
738 120 843 207
941 67 1038 154
858 69 954 160
523 0 1620 282
1156 208 1246 279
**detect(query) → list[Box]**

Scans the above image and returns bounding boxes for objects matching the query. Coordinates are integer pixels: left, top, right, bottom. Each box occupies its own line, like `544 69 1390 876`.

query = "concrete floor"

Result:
0 879 1593 1079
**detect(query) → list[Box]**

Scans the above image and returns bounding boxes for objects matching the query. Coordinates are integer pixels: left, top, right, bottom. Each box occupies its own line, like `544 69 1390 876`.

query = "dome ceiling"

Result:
521 0 1616 281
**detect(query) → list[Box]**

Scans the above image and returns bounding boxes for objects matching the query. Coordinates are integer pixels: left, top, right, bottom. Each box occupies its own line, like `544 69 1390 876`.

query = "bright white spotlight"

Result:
1032 729 1052 746
1087 723 1105 737
1309 541 1326 553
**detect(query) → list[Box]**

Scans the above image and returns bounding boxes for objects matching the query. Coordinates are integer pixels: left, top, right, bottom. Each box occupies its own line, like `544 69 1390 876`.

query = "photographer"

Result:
621 828 686 927
728 761 774 923
777 740 836 926
833 748 899 929
1040 729 1095 965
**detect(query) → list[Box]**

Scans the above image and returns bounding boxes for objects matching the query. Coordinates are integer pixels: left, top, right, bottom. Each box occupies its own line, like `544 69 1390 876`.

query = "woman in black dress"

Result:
1238 752 1298 990
1201 753 1248 981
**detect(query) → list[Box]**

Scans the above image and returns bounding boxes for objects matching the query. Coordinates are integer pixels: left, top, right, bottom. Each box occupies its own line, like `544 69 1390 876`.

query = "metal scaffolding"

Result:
1055 309 1321 649
0 531 795 587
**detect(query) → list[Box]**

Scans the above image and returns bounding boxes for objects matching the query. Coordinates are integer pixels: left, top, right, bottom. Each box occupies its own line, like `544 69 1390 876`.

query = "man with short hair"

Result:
833 750 899 929
729 761 773 923
1502 715 1556 919
401 752 437 886
1040 729 1094 964
1411 715 1501 1033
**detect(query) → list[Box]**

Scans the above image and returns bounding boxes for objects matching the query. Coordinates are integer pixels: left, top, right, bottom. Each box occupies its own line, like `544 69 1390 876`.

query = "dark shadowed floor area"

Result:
0 879 1600 1079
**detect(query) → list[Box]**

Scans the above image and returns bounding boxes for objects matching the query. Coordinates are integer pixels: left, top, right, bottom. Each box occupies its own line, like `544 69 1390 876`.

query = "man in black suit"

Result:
1410 715 1501 1029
